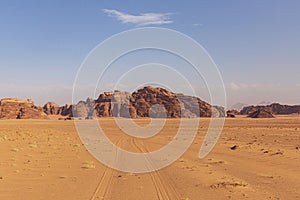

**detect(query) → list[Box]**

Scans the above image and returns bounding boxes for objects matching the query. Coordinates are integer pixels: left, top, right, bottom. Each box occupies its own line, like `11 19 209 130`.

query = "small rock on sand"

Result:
11 148 20 152
230 145 238 150
81 161 96 169
29 144 38 148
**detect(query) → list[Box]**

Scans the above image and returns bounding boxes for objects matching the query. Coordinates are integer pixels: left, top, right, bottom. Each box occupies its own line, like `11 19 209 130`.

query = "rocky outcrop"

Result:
59 104 73 116
72 101 89 118
212 106 226 118
226 109 239 118
0 98 47 119
94 92 113 117
227 113 236 118
227 109 240 115
43 102 60 115
131 86 181 118
43 102 73 116
68 86 217 118
111 91 137 118
240 103 300 115
177 94 204 117
248 110 274 118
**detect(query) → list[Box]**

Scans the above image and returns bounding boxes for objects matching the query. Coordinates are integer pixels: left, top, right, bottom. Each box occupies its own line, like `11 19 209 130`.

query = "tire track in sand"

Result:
90 137 122 200
130 138 182 200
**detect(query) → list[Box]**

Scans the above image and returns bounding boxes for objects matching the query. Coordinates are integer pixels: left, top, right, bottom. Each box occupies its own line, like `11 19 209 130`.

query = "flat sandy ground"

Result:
0 117 300 200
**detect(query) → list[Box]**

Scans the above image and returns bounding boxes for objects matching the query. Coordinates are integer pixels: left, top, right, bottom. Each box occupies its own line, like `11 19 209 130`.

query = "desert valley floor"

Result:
0 117 300 200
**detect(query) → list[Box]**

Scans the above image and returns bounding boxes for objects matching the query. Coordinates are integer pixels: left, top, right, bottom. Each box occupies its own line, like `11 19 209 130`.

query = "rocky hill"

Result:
240 103 300 115
0 98 47 119
46 86 223 119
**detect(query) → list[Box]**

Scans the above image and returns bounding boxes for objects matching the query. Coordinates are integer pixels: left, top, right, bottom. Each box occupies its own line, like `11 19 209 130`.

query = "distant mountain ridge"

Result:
240 103 300 115
231 101 272 111
230 102 249 111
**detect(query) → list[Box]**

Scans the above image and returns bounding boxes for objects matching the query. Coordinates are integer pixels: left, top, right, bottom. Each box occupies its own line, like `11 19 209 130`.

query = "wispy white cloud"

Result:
229 82 260 90
102 9 173 26
229 82 241 90
193 23 203 27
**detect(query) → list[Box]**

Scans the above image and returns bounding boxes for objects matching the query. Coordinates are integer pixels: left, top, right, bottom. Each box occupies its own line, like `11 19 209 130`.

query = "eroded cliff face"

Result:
131 86 182 118
43 102 60 115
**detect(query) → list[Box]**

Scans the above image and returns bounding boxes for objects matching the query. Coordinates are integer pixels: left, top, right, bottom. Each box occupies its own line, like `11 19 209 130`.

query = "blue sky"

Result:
0 0 299 107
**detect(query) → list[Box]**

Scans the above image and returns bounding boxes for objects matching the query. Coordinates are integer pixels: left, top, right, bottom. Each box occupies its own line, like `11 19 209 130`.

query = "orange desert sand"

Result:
0 116 300 200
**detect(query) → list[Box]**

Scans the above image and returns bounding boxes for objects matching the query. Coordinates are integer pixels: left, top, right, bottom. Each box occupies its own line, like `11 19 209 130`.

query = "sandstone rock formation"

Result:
72 101 90 119
0 98 47 119
226 109 239 118
111 91 136 118
131 86 181 118
94 92 113 117
17 86 223 119
59 104 73 116
247 110 275 118
227 109 240 115
43 102 60 115
212 106 226 118
64 86 217 118
99 86 217 118
227 113 236 118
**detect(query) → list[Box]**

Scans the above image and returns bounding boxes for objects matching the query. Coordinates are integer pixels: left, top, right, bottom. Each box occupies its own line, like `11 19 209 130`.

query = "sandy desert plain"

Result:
0 116 300 200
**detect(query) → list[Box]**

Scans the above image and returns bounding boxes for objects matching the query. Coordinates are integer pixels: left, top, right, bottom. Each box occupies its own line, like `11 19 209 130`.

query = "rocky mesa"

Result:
0 98 47 119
